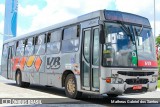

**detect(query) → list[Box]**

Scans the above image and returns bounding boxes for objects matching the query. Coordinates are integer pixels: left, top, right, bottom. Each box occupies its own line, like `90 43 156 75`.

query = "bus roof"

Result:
104 10 150 26
3 9 150 44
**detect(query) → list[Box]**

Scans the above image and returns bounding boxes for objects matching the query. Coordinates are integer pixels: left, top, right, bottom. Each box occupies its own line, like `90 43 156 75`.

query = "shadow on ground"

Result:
4 83 160 107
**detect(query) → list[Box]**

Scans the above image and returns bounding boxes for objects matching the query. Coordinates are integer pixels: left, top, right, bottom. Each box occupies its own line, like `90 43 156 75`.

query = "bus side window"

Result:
28 37 34 46
19 40 25 47
2 44 8 58
46 30 62 54
34 34 45 55
38 34 45 45
16 40 25 56
61 25 80 53
1 44 8 71
25 37 34 56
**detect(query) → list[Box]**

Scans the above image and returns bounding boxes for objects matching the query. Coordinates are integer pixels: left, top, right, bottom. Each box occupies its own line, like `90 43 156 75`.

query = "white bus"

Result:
1 10 158 98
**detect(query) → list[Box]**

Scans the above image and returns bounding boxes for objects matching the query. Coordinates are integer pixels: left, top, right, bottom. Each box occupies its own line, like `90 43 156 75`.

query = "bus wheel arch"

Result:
15 69 30 88
62 70 74 87
62 70 82 98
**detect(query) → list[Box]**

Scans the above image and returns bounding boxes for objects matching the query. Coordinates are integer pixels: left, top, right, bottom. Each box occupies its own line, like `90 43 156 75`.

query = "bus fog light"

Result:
111 87 115 91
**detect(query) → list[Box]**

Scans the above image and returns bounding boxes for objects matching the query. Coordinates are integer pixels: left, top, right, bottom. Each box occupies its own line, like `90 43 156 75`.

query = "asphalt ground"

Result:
0 75 160 107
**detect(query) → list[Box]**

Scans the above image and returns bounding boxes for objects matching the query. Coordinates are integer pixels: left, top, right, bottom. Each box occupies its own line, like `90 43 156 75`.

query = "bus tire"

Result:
24 82 30 88
65 74 82 99
16 71 30 88
45 85 52 88
107 94 118 97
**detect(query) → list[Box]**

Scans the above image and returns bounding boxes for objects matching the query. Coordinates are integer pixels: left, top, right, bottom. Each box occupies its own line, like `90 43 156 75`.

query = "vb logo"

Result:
145 61 151 66
47 57 60 69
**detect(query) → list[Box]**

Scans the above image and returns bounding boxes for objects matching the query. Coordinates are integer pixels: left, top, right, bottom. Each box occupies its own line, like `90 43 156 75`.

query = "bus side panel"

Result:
47 74 55 86
30 72 39 84
11 56 23 79
60 52 80 88
75 75 81 91
39 73 47 85
11 56 18 81
29 55 45 84
22 72 30 83
1 58 8 79
1 45 8 79
52 74 62 88
74 52 81 91
22 56 33 83
45 54 62 88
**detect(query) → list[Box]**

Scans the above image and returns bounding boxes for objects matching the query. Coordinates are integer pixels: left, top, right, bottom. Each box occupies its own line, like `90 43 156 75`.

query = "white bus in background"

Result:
1 10 158 98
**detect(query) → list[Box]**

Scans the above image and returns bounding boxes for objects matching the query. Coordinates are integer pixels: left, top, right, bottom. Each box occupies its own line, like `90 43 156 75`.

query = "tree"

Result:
156 34 160 46
156 35 160 78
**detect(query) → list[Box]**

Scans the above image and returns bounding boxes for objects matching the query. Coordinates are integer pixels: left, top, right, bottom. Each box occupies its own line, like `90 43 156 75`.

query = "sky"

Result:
0 0 160 62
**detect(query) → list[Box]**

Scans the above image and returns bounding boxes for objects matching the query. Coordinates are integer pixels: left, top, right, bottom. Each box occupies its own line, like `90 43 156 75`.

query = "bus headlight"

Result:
111 78 124 84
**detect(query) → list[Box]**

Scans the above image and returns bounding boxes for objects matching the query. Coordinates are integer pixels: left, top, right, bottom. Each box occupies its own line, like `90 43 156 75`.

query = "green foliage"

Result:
156 35 160 46
158 60 160 80
156 35 160 80
158 80 160 88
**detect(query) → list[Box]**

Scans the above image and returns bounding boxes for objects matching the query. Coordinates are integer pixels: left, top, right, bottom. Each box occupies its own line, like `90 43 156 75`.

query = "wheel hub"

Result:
67 78 75 95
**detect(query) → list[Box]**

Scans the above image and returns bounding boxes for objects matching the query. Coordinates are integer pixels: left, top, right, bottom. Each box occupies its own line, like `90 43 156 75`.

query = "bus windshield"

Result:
134 27 156 62
102 22 156 67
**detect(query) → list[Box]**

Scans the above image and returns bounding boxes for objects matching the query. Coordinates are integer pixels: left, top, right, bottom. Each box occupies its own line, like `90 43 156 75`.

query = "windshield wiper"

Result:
117 21 134 42
135 25 143 36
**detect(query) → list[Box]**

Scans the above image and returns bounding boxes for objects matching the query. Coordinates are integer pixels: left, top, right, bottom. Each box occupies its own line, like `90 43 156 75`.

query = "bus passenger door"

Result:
7 46 13 79
81 27 100 92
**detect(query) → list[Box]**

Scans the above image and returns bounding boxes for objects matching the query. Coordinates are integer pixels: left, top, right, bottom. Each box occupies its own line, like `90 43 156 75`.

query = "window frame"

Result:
2 44 8 58
24 37 35 56
83 29 91 63
15 39 25 56
46 29 62 55
61 25 80 53
34 34 46 55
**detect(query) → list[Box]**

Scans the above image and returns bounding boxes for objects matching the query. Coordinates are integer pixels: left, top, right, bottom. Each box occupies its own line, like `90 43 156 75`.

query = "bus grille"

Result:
118 71 154 76
125 79 149 85
124 87 147 94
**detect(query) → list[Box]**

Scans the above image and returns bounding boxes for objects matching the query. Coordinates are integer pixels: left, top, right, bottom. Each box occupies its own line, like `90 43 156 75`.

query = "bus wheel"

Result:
107 94 118 97
16 71 30 88
65 74 82 99
24 82 30 88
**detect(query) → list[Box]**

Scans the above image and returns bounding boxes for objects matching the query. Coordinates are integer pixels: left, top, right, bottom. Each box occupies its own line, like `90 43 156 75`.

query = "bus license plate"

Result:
133 85 142 90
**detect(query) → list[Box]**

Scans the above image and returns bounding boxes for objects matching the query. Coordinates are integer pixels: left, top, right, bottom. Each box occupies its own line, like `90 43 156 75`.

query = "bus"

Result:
1 10 158 98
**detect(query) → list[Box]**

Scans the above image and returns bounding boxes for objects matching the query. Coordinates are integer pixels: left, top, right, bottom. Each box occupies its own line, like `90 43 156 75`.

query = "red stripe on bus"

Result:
12 57 20 71
20 57 26 71
138 60 158 67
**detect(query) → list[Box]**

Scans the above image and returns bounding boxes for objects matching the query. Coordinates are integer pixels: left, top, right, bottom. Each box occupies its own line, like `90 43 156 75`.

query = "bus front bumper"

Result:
100 79 157 95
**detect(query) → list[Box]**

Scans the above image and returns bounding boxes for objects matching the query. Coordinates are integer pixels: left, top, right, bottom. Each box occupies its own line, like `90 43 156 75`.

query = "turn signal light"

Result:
106 77 111 83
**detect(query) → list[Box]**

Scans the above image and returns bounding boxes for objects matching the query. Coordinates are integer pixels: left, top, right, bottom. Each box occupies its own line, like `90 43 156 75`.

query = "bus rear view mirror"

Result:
99 25 105 44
